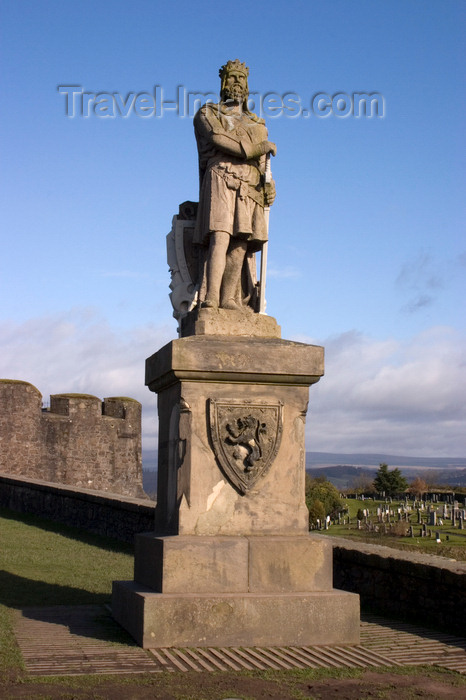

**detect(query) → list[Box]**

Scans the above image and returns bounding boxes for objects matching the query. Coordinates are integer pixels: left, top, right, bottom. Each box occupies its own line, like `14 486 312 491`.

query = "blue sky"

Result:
1 0 465 457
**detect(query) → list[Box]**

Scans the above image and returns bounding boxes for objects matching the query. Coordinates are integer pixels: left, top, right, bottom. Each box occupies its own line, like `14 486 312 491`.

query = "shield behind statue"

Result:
208 398 283 495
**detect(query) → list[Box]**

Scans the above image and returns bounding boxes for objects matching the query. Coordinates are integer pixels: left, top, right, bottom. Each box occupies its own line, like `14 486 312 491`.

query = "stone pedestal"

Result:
112 327 360 647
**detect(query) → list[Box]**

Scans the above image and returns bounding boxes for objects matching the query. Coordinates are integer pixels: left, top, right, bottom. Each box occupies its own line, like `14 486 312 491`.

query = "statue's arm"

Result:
242 138 276 160
210 133 248 158
195 107 276 161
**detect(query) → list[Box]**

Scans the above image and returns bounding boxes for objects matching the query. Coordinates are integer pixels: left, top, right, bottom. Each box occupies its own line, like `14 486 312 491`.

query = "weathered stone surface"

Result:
330 535 466 635
111 329 359 648
248 536 333 592
112 581 360 648
193 60 276 313
134 534 249 593
146 336 324 391
153 380 312 536
133 534 333 594
180 307 281 338
145 336 323 536
111 96 362 649
0 380 144 497
0 472 154 543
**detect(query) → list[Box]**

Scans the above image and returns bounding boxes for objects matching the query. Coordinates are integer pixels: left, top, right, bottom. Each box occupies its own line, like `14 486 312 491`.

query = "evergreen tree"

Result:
374 463 408 497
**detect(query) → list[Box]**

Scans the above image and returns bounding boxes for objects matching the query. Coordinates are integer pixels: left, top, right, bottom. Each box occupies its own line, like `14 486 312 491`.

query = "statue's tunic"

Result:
194 103 269 253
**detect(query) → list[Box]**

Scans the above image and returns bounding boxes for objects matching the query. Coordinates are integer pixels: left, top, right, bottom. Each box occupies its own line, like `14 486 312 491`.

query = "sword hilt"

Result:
264 153 272 186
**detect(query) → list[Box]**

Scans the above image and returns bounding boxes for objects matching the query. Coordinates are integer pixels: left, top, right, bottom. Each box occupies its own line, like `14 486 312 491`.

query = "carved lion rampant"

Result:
208 398 283 494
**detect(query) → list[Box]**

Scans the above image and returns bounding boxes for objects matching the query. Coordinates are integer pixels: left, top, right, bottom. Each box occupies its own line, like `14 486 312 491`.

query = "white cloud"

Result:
305 326 466 457
2 313 465 460
0 308 174 452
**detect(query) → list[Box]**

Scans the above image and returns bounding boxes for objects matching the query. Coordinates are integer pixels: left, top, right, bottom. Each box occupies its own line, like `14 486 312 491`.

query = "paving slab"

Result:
13 605 466 677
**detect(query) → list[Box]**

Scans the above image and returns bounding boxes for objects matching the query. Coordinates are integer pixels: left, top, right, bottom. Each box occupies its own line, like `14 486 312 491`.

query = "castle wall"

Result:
0 380 145 498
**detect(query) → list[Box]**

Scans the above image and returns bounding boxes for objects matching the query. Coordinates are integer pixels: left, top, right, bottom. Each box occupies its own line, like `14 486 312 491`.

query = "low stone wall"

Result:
2 476 465 632
330 535 466 634
0 473 155 544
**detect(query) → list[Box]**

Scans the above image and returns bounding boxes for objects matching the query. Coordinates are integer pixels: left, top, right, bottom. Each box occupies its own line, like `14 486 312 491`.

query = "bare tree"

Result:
349 473 375 496
409 476 428 499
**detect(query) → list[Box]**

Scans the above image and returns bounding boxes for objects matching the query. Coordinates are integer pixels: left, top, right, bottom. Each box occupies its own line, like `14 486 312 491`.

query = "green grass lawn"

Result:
319 497 466 560
0 508 134 677
0 508 134 608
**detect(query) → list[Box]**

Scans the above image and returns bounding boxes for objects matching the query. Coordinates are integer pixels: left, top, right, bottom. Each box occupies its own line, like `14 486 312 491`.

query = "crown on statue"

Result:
219 59 249 79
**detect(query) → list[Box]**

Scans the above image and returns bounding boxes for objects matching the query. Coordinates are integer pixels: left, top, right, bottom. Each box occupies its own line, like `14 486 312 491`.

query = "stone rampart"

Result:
0 379 144 498
0 473 154 543
330 535 466 635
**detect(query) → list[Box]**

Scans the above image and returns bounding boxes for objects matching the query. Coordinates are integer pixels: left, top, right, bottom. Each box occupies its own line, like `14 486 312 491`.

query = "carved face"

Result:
222 70 248 103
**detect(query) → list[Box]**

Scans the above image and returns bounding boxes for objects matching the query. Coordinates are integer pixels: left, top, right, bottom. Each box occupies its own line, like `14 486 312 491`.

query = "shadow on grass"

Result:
23 605 136 646
0 570 113 608
0 571 136 645
0 507 135 554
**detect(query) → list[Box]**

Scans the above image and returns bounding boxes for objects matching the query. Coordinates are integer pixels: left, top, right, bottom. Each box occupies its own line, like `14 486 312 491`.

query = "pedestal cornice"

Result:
146 335 324 393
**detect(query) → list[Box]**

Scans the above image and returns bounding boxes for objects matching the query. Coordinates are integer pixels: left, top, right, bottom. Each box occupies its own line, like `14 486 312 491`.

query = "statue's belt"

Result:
215 164 265 206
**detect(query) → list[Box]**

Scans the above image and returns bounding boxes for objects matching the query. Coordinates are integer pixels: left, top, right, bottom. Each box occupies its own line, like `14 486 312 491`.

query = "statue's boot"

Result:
201 298 218 309
221 298 241 310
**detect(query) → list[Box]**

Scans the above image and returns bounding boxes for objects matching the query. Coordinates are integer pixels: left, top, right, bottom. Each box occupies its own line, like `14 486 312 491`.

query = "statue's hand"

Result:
246 140 277 160
264 179 276 206
264 141 277 157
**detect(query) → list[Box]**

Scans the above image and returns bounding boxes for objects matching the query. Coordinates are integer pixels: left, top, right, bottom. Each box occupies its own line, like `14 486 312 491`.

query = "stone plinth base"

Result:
112 582 360 648
180 307 281 338
112 533 360 647
133 534 333 593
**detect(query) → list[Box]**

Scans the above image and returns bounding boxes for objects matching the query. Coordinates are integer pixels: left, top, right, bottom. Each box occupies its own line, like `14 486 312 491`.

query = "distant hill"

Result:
306 465 374 490
142 468 157 500
142 450 466 493
144 449 465 472
305 454 466 489
142 449 157 471
306 452 465 469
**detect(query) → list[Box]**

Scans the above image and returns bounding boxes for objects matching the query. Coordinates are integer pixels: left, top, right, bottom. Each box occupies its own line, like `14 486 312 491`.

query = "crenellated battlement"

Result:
0 379 145 498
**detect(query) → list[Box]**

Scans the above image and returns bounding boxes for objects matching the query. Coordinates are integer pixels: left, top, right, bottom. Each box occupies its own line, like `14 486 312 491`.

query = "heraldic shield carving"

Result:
208 398 283 495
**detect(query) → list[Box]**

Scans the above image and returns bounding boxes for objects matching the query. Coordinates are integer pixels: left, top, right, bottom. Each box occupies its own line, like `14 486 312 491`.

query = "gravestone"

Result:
112 60 359 648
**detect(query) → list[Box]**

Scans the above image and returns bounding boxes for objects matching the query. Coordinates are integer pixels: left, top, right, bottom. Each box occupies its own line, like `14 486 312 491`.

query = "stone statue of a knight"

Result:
193 59 276 311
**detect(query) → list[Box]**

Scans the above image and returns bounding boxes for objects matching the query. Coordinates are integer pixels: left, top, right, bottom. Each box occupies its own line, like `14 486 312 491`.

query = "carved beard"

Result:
222 83 248 103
